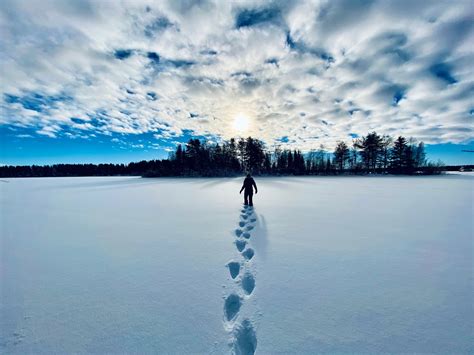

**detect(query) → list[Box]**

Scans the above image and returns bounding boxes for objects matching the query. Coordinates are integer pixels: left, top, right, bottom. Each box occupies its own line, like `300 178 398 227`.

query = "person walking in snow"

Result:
239 173 258 206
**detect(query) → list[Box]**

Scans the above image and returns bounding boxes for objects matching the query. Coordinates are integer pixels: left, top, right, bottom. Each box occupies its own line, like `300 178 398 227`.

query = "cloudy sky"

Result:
1 0 473 165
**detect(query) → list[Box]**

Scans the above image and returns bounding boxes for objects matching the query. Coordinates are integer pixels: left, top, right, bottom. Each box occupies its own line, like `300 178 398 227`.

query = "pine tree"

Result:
404 144 415 173
354 132 383 172
380 135 393 170
390 136 408 172
287 150 294 173
333 141 350 171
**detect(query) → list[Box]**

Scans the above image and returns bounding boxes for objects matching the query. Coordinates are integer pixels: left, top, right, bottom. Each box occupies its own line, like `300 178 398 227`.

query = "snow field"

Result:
1 175 472 353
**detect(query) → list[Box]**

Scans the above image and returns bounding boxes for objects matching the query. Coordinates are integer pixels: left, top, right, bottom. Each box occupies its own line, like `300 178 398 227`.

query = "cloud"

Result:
0 0 473 153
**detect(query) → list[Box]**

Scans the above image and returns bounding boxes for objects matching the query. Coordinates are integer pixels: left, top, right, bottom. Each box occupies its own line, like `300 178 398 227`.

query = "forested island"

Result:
1 131 468 178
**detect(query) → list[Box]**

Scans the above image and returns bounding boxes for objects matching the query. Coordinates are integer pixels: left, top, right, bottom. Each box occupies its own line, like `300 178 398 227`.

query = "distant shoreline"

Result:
1 168 473 179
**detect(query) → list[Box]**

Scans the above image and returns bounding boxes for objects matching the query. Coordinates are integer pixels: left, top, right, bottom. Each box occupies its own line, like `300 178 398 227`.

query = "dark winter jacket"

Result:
240 177 257 194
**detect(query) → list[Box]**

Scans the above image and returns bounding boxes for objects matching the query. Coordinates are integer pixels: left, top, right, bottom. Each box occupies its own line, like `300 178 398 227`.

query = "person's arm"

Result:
239 184 244 194
252 179 258 194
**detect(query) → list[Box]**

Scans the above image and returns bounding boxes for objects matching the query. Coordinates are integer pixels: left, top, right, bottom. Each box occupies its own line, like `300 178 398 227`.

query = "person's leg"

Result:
244 192 249 205
249 193 253 206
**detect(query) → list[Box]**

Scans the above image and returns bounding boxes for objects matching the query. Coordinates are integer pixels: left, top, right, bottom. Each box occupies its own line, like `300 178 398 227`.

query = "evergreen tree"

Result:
333 141 350 171
404 144 415 173
263 153 272 174
354 132 383 172
390 136 408 172
380 135 393 170
175 144 184 174
245 137 266 173
237 138 246 170
287 150 294 173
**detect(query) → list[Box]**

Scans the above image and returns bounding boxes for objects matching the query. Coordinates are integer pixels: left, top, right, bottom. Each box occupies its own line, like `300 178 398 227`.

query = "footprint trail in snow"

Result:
223 204 258 354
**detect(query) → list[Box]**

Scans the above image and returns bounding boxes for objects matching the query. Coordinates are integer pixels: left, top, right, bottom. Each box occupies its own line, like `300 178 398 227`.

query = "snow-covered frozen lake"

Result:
1 175 472 353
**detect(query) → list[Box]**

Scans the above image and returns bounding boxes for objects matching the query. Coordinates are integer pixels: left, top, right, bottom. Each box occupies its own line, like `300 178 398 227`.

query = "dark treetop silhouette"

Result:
240 174 258 206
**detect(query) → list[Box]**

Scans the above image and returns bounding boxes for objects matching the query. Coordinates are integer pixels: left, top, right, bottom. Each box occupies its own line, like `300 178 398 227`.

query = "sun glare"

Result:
233 114 250 132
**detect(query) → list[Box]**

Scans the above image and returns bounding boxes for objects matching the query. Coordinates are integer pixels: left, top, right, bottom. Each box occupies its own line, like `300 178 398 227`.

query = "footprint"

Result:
224 294 242 321
242 232 251 239
246 225 254 231
235 229 243 237
250 218 256 222
227 261 240 279
242 248 254 260
241 273 255 295
239 221 246 227
235 239 247 252
241 215 248 220
233 319 257 355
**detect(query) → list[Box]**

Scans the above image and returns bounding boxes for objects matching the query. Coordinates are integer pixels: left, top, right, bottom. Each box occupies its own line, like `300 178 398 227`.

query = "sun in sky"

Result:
232 113 250 133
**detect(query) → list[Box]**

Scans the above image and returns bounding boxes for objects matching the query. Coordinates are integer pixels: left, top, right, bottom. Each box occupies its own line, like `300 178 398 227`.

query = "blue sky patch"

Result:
4 92 72 112
286 32 334 63
147 51 160 63
392 88 405 106
114 49 134 60
144 16 174 37
166 59 195 68
235 6 281 28
429 63 457 85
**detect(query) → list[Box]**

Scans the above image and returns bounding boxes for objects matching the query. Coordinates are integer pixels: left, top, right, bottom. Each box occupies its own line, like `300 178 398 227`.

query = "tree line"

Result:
0 132 450 178
158 133 443 176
